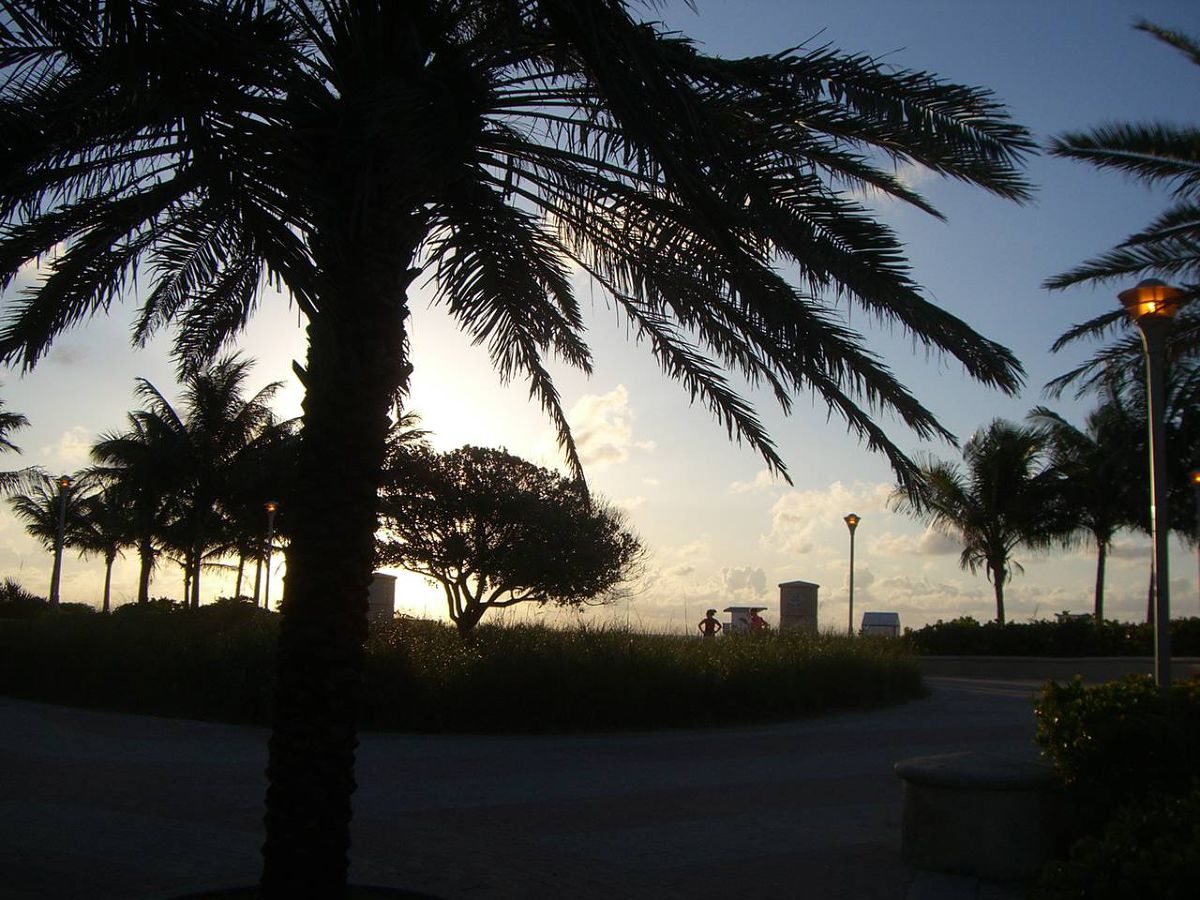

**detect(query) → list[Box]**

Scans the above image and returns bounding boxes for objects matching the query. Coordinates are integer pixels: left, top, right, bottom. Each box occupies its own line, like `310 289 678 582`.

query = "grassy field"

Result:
0 603 923 732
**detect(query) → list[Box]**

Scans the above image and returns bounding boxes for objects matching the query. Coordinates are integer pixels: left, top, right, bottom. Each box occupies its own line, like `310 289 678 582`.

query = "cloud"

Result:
618 495 647 511
39 426 92 470
872 526 960 558
568 384 655 469
764 479 892 556
729 469 781 495
47 344 88 367
721 565 767 600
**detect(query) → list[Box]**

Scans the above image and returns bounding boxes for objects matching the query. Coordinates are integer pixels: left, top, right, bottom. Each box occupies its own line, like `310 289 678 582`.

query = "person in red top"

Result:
749 610 767 632
698 609 723 638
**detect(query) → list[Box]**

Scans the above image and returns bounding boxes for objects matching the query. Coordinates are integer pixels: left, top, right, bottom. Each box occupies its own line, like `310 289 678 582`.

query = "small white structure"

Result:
367 572 397 623
724 605 768 634
861 611 900 637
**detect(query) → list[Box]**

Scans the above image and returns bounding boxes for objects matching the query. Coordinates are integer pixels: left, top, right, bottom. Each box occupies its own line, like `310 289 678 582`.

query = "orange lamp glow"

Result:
1117 279 1184 322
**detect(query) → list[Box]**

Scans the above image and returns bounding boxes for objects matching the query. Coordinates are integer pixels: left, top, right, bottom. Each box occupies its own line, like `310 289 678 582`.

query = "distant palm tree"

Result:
72 484 134 613
892 420 1069 624
91 394 189 604
1029 394 1144 621
0 2 1034 891
7 472 91 603
1044 21 1199 396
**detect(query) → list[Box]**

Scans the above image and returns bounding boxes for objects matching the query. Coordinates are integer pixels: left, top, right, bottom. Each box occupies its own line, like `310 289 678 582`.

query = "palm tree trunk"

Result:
190 543 202 609
102 551 114 614
235 553 245 599
994 578 1006 626
1147 562 1155 624
260 260 411 895
137 536 153 604
1093 541 1107 623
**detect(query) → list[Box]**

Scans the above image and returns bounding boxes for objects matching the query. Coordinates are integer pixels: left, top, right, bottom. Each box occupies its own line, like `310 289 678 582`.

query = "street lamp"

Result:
263 500 279 611
1118 278 1183 687
48 474 72 609
844 513 861 636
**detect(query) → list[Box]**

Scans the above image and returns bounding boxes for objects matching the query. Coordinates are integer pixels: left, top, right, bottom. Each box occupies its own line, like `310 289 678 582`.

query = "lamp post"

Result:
1118 279 1182 687
844 513 860 636
1190 468 1200 612
48 474 72 609
263 500 279 611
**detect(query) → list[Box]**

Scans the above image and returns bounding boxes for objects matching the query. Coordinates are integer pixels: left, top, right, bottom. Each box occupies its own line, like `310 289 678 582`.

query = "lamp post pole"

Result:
1190 468 1200 613
48 474 72 609
1119 279 1182 687
844 513 860 636
263 500 279 611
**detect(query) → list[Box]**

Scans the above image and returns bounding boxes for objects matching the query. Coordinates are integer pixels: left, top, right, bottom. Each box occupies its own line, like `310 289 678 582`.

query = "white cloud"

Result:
568 384 655 469
39 426 92 471
618 495 647 511
764 479 892 556
729 469 781 495
872 526 960 558
721 565 767 600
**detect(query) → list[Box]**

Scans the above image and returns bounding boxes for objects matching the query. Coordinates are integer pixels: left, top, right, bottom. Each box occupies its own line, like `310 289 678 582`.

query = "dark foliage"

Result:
905 616 1200 657
377 445 643 633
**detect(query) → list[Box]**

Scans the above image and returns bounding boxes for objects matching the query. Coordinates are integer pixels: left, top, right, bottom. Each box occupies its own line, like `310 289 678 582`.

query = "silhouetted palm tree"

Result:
1029 393 1144 621
892 420 1068 624
91 391 190 604
1044 21 1199 396
0 2 1033 891
72 483 133 613
7 471 91 602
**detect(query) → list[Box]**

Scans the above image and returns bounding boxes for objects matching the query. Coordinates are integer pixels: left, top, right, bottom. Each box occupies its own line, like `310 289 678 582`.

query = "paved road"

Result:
0 678 1041 899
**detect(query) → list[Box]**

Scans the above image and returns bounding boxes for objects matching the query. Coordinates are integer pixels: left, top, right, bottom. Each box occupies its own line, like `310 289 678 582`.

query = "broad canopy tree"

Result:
0 1 1034 893
377 444 642 634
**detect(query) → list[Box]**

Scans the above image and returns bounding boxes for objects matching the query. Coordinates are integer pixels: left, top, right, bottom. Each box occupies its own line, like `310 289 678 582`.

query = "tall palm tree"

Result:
90 391 190 604
72 483 133 613
892 420 1068 625
7 471 92 602
0 2 1034 891
1029 394 1144 621
1044 21 1199 395
169 354 284 608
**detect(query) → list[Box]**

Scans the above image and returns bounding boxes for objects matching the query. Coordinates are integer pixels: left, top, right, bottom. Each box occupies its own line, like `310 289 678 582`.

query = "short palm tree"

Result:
0 2 1033 891
1029 396 1144 621
892 420 1069 625
1044 21 1199 396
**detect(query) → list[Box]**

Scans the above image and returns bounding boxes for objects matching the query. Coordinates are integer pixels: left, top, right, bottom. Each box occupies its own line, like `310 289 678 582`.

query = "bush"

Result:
0 578 47 618
1034 780 1200 900
0 615 924 733
1035 676 1200 835
905 616 1200 657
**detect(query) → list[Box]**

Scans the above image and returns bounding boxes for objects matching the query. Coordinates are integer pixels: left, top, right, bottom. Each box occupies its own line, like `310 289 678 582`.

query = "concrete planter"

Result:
895 750 1067 881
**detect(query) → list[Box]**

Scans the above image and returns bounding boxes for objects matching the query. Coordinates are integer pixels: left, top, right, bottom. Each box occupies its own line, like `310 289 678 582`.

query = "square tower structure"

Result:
779 580 819 634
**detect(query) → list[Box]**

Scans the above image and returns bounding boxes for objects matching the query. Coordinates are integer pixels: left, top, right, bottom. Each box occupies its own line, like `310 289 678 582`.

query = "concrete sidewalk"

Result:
0 678 1041 899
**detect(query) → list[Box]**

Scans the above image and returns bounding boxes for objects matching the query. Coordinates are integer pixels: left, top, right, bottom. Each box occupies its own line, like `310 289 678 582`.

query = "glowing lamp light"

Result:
57 474 73 490
1117 279 1184 322
844 513 860 532
264 500 279 514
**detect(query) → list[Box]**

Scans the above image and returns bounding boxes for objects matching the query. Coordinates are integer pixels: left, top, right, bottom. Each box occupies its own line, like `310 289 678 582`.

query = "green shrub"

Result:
1034 780 1200 900
905 616 1200 657
1035 676 1200 830
0 615 923 732
0 578 47 618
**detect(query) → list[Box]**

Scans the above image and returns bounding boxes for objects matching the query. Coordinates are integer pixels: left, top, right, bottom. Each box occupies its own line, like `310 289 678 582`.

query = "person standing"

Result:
698 609 723 638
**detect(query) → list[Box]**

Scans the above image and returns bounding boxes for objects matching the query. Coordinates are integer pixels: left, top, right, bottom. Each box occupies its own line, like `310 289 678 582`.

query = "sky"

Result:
2 0 1199 632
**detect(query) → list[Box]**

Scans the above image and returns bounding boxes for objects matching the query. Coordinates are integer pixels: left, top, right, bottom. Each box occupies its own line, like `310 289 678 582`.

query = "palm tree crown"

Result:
1044 21 1199 396
891 420 1069 625
0 2 1034 892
